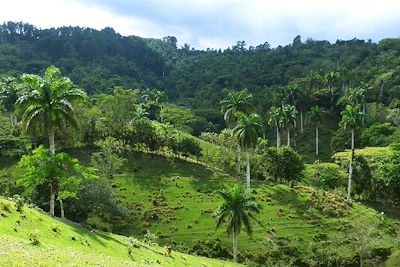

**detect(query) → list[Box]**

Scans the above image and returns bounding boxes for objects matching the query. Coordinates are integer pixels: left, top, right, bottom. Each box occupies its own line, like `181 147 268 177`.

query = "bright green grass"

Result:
109 152 398 258
0 197 240 266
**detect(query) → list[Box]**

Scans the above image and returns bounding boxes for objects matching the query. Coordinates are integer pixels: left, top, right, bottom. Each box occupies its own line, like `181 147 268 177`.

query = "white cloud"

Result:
1 0 400 49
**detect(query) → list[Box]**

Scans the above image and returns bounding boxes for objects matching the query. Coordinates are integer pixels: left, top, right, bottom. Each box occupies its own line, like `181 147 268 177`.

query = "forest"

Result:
1 21 400 266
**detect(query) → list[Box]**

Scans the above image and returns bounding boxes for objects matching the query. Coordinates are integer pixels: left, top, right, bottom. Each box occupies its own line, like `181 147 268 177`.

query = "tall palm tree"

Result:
17 66 86 155
268 106 284 148
233 112 262 192
215 185 260 262
340 105 363 201
16 66 86 216
220 90 252 175
307 106 325 158
0 76 22 126
358 82 371 124
281 104 296 146
324 70 340 112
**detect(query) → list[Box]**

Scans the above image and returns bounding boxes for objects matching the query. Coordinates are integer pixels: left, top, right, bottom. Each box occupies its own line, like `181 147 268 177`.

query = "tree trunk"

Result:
347 129 355 201
379 83 384 103
276 127 280 148
316 125 319 157
237 146 241 175
293 105 297 128
60 199 65 219
330 86 334 112
50 185 55 216
287 129 290 146
362 102 366 124
49 131 55 154
160 105 164 123
246 152 250 193
233 230 238 262
300 110 304 134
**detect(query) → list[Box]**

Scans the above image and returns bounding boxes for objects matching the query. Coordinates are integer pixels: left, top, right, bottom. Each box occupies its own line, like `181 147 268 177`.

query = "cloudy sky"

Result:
1 0 400 49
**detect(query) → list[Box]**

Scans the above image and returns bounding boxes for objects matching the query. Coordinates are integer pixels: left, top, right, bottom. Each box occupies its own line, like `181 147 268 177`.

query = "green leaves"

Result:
215 185 260 236
233 112 262 150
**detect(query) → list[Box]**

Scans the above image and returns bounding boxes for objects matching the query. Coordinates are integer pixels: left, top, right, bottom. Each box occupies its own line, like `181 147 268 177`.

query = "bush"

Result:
361 122 396 147
303 163 347 190
28 230 41 246
260 146 304 183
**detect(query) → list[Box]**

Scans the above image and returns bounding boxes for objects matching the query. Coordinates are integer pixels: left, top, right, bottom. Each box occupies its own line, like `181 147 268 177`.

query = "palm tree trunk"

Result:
237 146 241 175
50 184 55 216
160 105 164 123
49 131 55 154
246 152 250 193
347 129 355 201
287 129 290 146
60 199 65 219
233 230 238 262
330 86 334 112
362 102 366 124
316 125 319 157
379 83 384 103
300 110 304 134
276 127 280 148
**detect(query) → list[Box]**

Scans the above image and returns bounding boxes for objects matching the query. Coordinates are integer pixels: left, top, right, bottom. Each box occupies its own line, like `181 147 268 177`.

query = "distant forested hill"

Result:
1 21 400 111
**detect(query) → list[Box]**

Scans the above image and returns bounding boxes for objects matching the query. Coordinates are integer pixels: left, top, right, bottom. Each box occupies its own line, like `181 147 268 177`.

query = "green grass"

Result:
0 197 240 266
2 149 400 264
106 152 398 261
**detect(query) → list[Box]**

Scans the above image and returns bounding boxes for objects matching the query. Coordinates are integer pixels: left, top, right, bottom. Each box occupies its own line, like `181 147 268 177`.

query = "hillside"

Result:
2 151 399 265
0 197 240 267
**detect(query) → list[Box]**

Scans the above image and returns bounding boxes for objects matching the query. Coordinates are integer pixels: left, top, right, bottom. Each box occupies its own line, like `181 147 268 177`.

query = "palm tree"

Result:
307 106 325 158
0 76 22 126
215 185 260 262
324 70 340 112
220 90 252 175
268 106 284 148
233 112 262 192
281 104 296 146
340 105 363 201
16 66 86 216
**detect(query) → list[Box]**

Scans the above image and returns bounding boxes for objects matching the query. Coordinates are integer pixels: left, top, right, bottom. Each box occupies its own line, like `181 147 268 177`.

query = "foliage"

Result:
17 146 97 211
361 122 397 147
260 146 304 183
91 137 126 179
303 163 347 190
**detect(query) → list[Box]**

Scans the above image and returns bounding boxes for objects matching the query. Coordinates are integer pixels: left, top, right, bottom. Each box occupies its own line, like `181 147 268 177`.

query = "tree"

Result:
340 105 363 200
91 137 127 179
307 106 325 158
281 104 296 146
17 146 96 218
0 76 23 126
215 185 260 262
268 106 284 148
16 65 86 154
324 70 340 112
233 112 262 192
220 90 253 175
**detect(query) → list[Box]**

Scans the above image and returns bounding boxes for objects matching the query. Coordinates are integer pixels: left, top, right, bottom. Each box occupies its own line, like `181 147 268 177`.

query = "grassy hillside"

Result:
105 153 397 263
0 197 240 266
1 150 400 264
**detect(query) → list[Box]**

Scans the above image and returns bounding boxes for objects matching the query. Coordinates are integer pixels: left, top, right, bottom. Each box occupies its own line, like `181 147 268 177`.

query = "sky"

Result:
1 0 400 49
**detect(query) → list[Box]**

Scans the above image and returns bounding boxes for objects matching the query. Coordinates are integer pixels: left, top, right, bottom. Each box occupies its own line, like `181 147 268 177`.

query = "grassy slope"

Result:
1 146 399 263
0 197 240 267
107 153 398 260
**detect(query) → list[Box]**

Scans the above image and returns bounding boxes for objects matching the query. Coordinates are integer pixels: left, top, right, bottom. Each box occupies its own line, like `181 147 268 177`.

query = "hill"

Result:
0 196 240 266
2 151 398 265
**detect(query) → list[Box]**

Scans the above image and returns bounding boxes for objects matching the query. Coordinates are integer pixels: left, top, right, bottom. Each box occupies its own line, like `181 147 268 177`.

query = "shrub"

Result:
12 195 25 213
304 163 347 190
28 230 41 246
143 230 158 245
260 146 304 183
